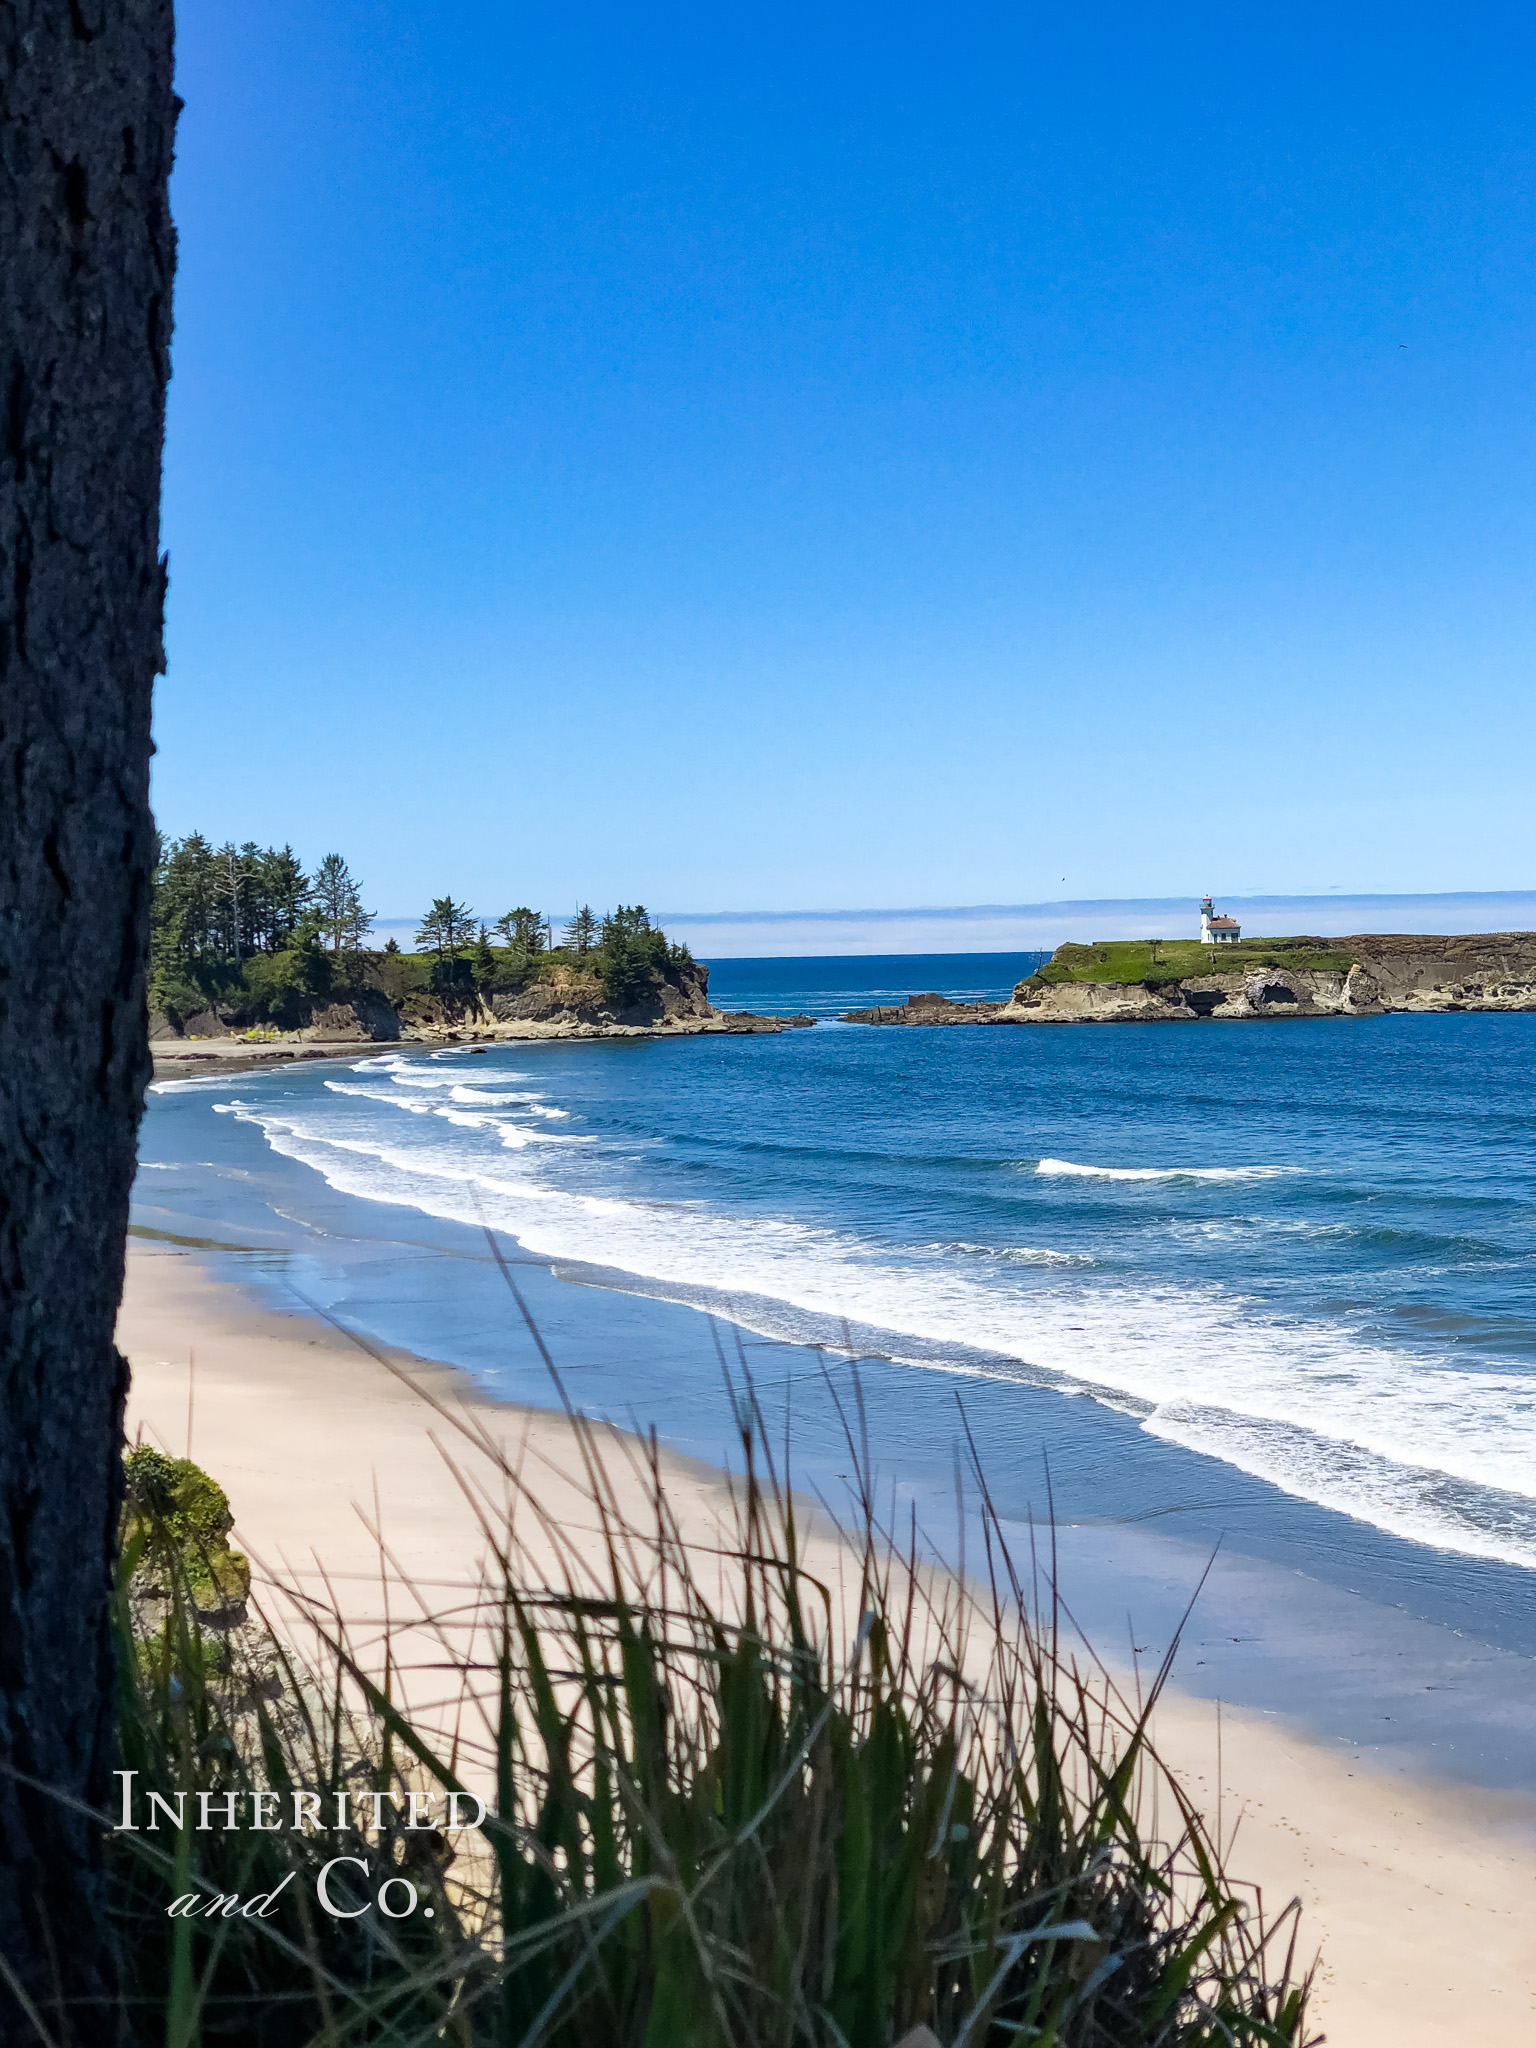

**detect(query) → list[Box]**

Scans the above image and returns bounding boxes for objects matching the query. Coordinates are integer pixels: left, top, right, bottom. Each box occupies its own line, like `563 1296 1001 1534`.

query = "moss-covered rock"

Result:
122 1445 251 1616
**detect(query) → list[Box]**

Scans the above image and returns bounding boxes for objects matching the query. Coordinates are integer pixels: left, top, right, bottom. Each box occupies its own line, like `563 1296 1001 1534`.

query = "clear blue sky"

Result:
156 1 1536 924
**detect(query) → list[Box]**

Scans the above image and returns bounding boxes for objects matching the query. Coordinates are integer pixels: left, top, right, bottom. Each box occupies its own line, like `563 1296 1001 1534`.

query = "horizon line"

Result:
373 886 1536 928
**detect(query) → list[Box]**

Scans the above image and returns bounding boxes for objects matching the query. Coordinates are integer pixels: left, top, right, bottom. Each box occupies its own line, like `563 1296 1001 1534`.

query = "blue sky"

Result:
157 1 1536 928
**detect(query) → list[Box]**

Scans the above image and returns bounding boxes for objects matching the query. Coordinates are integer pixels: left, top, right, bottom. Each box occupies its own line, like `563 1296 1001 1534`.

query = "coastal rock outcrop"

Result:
488 958 715 1031
307 991 402 1040
842 932 1536 1030
841 993 1004 1025
992 967 1382 1024
150 960 810 1072
469 960 804 1039
150 987 403 1044
990 933 1536 1025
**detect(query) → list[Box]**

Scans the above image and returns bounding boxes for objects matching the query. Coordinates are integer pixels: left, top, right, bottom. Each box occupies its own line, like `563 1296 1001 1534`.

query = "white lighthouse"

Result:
1199 895 1241 945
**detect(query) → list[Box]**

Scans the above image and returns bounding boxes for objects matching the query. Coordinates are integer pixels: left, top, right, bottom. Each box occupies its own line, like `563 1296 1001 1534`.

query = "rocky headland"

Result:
843 932 1536 1028
150 957 810 1078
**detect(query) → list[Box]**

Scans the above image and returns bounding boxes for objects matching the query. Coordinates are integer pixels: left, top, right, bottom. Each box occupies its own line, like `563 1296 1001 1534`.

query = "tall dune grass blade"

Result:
93 1318 1315 2047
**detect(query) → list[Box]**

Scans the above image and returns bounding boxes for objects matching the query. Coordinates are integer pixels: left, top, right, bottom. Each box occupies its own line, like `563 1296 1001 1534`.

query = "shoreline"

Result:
118 1239 1536 2046
149 1010 807 1081
150 996 1536 1084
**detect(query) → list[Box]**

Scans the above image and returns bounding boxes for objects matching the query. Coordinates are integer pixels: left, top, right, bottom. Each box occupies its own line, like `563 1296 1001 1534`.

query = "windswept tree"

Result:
415 895 477 962
0 0 177 2026
495 905 545 956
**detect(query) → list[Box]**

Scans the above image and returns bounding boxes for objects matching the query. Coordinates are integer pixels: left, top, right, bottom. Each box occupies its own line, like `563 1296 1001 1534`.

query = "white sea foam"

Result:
324 1076 568 1119
1142 1405 1536 1569
1035 1158 1293 1183
148 1075 257 1094
932 1241 1094 1267
212 1090 1536 1570
447 1086 566 1113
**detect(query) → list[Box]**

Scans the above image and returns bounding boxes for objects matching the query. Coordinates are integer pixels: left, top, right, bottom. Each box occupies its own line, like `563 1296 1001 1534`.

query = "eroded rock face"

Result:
307 991 402 1041
989 933 1536 1025
475 959 800 1037
489 958 716 1030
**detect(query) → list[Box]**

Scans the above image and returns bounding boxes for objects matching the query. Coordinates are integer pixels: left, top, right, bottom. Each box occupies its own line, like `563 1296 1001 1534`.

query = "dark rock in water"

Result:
843 994 1002 1026
713 1011 816 1032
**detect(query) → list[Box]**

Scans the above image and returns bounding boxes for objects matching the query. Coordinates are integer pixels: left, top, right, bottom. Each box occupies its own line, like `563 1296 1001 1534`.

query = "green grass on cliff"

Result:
1031 938 1356 988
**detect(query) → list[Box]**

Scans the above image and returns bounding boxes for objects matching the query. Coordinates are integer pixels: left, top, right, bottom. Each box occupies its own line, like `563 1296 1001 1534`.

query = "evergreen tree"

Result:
416 896 477 961
470 926 498 994
313 852 373 956
596 905 668 1010
255 844 310 951
211 840 256 960
152 833 219 963
600 903 653 947
495 906 545 955
565 904 599 956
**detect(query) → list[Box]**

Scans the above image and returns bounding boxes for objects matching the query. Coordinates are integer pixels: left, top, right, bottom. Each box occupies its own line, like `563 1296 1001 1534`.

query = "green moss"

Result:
122 1446 251 1612
1031 937 1356 987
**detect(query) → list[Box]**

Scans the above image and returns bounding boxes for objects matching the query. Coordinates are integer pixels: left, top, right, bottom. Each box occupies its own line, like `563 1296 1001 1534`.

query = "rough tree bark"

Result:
0 1 175 2035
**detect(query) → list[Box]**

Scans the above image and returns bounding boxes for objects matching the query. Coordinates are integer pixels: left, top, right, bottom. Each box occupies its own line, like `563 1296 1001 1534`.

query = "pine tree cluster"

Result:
150 837 373 1025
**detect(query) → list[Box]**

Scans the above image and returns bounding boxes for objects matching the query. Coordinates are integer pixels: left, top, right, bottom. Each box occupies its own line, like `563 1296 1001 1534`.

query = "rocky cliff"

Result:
481 958 804 1037
488 957 713 1032
149 987 401 1043
150 957 807 1072
840 934 1536 1029
992 933 1536 1025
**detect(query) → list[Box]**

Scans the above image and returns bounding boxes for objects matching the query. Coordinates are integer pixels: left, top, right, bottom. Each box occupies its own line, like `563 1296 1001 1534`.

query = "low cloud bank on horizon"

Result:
375 890 1536 959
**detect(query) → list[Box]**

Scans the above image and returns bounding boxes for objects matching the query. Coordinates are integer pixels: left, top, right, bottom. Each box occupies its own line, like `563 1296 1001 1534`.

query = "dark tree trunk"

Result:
0 1 175 2035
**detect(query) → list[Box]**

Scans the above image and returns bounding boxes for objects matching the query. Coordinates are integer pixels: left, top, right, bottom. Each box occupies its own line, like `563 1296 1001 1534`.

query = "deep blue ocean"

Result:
136 955 1536 1788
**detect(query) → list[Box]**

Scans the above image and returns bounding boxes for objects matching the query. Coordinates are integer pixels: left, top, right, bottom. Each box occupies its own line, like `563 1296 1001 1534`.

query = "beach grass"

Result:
98 1339 1316 2048
1031 941 1355 989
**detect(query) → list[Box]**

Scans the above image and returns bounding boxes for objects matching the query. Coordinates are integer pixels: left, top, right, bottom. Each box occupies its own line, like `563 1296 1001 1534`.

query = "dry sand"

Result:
119 1240 1536 2047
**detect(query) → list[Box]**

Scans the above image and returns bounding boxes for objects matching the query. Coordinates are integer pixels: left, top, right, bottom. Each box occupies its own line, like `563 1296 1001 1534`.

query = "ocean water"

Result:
705 952 1050 1017
136 960 1536 1785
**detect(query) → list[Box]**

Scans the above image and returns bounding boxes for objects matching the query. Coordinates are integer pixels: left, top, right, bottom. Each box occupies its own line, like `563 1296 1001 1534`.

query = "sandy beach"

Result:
119 1239 1536 2047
